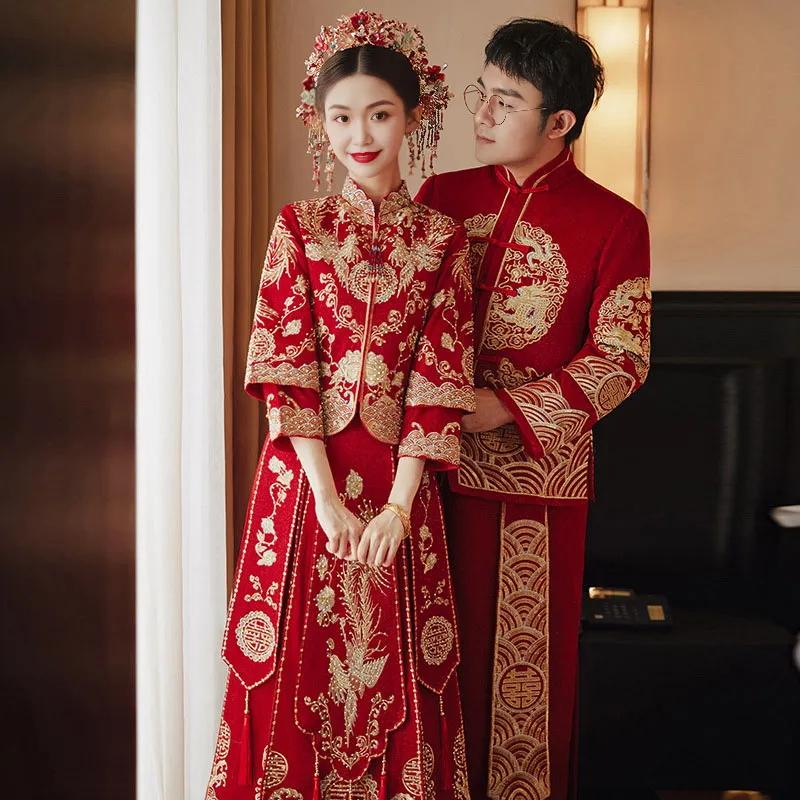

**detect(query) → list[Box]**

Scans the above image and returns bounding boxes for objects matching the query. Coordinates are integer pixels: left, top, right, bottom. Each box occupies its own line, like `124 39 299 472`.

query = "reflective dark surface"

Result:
0 2 135 796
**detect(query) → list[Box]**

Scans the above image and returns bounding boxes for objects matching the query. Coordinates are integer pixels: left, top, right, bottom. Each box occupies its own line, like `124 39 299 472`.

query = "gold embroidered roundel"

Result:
475 423 525 458
596 373 635 413
235 611 276 663
262 750 289 788
421 615 454 665
498 662 545 711
482 221 569 351
402 756 423 795
323 775 377 800
267 790 302 800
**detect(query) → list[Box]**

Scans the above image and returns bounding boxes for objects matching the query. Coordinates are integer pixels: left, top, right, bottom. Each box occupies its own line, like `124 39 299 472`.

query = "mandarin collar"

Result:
493 147 577 195
342 176 413 222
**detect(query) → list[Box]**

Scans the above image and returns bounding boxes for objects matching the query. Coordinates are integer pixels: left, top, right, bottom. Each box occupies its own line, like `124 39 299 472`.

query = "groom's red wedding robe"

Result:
417 147 651 800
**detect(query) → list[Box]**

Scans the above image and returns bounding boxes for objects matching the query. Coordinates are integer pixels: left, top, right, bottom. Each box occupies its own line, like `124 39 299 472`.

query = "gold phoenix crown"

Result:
296 9 451 190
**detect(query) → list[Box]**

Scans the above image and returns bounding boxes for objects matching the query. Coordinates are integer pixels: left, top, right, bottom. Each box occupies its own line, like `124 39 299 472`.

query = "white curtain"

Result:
136 2 228 798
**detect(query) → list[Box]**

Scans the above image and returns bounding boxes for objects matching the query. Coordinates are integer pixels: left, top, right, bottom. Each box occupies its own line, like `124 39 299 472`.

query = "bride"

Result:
206 10 475 800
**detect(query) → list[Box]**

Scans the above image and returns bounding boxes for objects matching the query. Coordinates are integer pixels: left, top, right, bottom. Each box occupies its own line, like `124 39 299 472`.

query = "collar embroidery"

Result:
342 176 413 222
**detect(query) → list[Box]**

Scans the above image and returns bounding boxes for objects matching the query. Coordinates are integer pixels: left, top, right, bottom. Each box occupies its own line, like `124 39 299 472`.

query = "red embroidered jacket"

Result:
417 148 651 503
245 177 475 467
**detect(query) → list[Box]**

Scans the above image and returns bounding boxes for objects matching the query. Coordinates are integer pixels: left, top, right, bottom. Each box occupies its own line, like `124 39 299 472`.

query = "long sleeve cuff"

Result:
397 407 462 471
497 375 594 460
496 387 545 460
262 386 324 449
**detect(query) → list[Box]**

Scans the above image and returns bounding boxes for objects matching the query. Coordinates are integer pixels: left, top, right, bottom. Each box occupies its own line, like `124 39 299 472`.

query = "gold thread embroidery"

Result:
481 357 541 391
248 359 320 390
315 584 337 625
320 771 379 800
254 515 279 568
342 176 378 218
457 427 591 501
262 749 289 788
321 388 353 436
205 719 230 799
464 212 500 278
244 575 278 609
398 422 461 464
388 214 461 295
594 277 652 382
420 615 454 666
422 743 436 799
411 288 473 385
251 457 296 572
360 394 403 443
401 755 423 795
247 254 318 389
488 512 550 800
405 371 476 411
446 238 474 297
260 213 301 287
267 790 303 800
420 578 449 612
235 611 276 663
283 189 472 447
328 565 391 741
268 402 324 440
344 469 364 499
304 558 394 768
417 523 437 573
505 378 590 453
453 725 469 799
483 222 569 351
565 355 636 417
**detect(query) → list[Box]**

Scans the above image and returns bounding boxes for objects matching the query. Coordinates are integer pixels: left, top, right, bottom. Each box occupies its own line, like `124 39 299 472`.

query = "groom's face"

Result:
472 63 551 171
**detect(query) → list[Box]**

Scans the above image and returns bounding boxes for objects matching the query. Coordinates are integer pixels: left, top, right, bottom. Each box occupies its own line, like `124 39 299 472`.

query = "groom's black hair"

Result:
485 19 605 144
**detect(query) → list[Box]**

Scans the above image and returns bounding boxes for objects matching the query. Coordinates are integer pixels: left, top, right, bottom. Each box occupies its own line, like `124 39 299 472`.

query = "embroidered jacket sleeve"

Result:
398 224 476 470
497 207 651 459
245 205 324 446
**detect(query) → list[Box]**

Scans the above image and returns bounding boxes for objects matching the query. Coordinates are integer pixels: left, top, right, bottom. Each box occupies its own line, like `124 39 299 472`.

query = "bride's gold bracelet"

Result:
380 503 412 539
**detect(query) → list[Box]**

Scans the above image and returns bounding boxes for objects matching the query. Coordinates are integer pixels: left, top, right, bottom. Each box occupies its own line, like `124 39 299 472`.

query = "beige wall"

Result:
267 1 575 213
648 0 800 289
267 1 800 290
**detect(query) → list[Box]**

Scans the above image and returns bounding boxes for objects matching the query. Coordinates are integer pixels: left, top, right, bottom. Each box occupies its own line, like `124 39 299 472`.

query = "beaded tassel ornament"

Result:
296 9 452 191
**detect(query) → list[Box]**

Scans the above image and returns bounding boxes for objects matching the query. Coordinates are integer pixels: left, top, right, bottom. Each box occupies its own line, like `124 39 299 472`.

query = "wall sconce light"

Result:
575 0 652 213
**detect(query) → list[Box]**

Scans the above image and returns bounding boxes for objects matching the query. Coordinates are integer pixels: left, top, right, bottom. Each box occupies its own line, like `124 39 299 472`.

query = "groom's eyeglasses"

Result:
463 84 549 126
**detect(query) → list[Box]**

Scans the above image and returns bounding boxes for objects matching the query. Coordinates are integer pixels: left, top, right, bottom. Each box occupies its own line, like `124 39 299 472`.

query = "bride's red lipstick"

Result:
350 151 380 163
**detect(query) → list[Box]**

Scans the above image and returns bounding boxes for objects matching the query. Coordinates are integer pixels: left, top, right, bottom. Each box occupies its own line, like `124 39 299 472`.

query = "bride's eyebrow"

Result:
327 99 396 111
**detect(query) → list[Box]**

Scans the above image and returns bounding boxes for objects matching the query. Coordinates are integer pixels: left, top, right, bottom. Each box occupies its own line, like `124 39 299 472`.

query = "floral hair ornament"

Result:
296 9 451 191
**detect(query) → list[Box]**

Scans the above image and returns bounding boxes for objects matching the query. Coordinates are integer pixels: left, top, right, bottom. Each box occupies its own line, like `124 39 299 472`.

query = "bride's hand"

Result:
315 495 364 560
356 508 405 567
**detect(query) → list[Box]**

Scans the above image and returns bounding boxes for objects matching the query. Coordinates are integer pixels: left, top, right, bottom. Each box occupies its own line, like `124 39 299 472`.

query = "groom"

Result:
416 18 651 800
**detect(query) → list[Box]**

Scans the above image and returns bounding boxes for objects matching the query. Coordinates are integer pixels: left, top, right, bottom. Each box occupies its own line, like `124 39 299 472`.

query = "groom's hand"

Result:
462 388 514 433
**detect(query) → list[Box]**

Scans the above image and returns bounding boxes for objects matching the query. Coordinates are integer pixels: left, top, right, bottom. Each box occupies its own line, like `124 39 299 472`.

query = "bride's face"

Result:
323 73 419 186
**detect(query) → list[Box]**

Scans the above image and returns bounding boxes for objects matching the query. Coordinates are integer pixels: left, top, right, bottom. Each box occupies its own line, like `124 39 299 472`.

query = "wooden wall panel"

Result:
0 2 136 796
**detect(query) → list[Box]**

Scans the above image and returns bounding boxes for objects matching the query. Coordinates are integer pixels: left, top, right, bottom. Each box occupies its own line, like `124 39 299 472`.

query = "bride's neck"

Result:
350 162 402 205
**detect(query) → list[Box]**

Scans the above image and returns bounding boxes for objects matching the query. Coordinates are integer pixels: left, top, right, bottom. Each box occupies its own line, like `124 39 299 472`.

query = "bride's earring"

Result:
325 144 336 192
